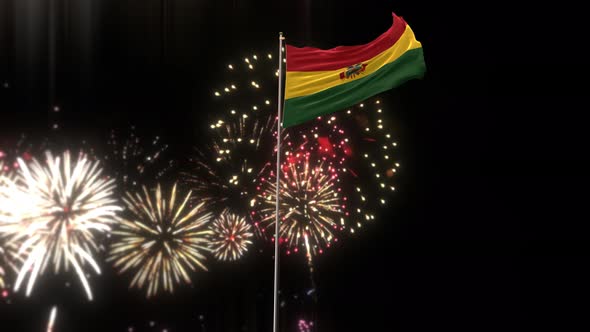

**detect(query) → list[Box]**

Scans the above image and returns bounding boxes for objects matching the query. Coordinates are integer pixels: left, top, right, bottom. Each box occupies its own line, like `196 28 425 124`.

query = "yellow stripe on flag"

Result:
285 25 422 100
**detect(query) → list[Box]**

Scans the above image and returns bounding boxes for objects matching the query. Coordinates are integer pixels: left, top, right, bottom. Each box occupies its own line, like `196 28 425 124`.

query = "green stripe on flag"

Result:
282 48 425 128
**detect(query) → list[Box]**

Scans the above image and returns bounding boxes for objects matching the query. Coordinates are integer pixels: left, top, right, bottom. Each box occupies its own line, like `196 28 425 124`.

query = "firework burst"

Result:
0 151 121 300
209 210 254 261
108 183 212 298
253 154 347 256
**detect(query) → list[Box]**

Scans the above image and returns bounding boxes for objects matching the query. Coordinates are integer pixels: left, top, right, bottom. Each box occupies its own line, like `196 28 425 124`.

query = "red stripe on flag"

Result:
286 13 407 72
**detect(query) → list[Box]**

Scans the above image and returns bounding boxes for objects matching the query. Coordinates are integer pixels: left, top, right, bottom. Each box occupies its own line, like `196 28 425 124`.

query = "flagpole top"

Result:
279 32 285 40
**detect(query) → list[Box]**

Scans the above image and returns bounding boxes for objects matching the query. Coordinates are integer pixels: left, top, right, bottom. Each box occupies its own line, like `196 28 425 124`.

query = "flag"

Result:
282 12 426 128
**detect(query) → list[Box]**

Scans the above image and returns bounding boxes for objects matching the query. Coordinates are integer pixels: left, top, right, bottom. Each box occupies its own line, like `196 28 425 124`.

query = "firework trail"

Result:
0 151 122 300
209 210 254 261
46 306 58 332
0 262 4 289
108 183 212 298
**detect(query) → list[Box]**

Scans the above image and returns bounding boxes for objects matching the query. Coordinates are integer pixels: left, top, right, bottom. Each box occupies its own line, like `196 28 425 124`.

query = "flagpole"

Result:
273 31 285 332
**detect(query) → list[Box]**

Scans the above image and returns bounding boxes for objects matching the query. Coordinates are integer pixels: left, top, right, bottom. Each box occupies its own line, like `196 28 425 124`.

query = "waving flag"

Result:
283 12 426 128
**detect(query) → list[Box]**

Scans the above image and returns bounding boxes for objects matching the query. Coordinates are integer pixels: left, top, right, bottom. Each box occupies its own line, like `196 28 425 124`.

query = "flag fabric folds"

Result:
282 12 426 128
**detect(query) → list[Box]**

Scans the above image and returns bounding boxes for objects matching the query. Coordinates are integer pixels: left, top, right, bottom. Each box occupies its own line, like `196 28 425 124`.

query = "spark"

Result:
104 127 174 190
46 306 58 332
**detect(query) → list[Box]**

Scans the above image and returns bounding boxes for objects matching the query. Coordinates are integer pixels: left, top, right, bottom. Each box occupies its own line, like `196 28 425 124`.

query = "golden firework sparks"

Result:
108 183 212 298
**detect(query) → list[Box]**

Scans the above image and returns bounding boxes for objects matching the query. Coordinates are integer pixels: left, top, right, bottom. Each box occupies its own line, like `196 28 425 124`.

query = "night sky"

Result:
0 0 586 331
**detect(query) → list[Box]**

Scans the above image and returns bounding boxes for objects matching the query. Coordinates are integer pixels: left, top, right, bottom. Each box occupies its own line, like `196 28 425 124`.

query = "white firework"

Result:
209 210 254 261
0 151 122 300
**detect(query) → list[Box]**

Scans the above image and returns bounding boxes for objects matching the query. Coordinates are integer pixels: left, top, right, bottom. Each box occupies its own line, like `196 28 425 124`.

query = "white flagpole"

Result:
273 31 285 332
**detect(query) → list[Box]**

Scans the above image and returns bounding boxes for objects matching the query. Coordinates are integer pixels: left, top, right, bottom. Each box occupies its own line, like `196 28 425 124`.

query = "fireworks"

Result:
253 155 347 256
286 100 401 236
0 151 121 300
0 162 12 289
104 126 175 189
192 47 401 257
183 50 282 220
183 114 275 217
108 183 212 298
209 210 254 261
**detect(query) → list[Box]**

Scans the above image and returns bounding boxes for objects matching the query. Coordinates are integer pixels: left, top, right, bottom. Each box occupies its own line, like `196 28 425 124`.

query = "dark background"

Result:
1 0 586 331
